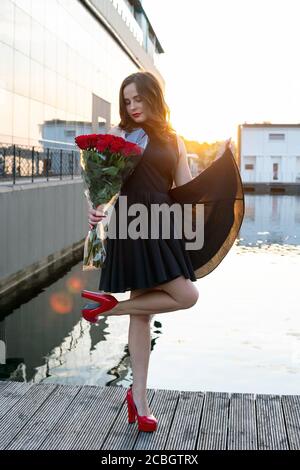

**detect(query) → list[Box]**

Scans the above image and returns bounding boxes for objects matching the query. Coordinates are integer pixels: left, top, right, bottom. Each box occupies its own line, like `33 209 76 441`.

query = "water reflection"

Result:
0 257 164 386
0 194 299 393
239 194 300 246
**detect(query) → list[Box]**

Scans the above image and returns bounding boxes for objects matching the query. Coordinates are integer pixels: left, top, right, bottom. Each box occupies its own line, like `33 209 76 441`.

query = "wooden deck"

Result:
0 380 299 450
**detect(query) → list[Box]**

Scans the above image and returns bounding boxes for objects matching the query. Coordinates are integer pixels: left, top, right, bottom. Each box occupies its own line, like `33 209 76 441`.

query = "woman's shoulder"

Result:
108 126 148 147
108 125 143 138
108 125 124 137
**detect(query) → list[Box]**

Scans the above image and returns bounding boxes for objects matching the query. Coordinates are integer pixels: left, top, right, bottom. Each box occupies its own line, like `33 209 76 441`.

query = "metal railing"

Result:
0 143 81 184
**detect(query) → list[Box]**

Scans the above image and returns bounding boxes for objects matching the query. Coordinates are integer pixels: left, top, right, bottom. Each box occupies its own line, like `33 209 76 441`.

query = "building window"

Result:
273 163 279 180
245 164 254 170
269 133 285 140
65 130 76 137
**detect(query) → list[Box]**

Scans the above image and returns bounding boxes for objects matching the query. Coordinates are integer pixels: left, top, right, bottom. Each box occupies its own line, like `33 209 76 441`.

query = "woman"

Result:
83 71 244 432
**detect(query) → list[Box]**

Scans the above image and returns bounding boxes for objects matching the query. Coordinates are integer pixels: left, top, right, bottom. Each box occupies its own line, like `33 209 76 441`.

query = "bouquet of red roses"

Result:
75 133 143 271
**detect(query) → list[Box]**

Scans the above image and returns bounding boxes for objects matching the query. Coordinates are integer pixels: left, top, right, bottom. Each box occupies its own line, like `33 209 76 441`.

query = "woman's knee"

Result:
161 276 199 309
175 284 198 308
184 285 199 308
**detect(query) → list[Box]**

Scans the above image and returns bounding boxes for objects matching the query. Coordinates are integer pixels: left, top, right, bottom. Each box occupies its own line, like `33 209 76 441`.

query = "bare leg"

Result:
128 288 156 416
126 277 198 416
106 276 199 317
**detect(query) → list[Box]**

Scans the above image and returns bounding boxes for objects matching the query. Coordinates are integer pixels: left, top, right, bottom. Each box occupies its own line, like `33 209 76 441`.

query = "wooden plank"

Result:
133 389 179 451
0 383 57 449
281 395 300 450
38 384 109 450
164 391 204 450
6 384 81 450
0 381 299 450
101 388 156 450
256 394 289 450
71 385 133 450
228 393 257 449
0 381 33 419
196 391 230 450
0 381 11 392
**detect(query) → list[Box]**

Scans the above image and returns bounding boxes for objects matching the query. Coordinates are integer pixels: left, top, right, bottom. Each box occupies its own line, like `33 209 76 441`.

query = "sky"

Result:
141 0 300 143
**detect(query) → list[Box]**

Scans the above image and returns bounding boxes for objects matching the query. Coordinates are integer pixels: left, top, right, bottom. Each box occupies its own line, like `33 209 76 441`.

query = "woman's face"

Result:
123 82 149 124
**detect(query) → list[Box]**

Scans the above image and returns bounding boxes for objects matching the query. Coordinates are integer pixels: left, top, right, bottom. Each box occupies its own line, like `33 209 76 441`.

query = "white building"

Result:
238 124 300 184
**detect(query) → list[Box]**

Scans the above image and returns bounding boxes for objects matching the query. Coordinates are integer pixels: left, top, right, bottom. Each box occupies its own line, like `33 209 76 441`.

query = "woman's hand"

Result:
88 204 107 229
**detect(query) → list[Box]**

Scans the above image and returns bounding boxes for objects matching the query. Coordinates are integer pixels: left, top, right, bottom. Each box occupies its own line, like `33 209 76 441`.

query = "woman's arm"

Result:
174 134 193 187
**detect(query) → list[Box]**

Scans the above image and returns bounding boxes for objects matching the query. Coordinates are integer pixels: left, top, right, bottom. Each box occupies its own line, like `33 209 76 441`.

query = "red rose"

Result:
75 133 142 157
109 137 125 153
75 134 99 149
122 142 142 156
95 138 107 153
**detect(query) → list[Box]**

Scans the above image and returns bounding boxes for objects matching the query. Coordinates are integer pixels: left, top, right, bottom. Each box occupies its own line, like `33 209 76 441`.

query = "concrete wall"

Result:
0 178 88 296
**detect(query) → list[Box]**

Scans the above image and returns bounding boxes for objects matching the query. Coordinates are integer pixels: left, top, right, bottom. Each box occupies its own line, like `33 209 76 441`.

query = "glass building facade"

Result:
0 0 163 151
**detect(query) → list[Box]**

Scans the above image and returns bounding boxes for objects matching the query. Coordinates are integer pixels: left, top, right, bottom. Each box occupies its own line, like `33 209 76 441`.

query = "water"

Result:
1 194 300 394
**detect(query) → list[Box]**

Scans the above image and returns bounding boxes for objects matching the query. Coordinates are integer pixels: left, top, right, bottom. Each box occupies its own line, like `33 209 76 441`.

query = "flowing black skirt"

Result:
99 147 244 293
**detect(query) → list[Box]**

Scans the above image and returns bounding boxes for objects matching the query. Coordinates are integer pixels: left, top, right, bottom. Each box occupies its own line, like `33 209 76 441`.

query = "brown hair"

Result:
117 71 177 144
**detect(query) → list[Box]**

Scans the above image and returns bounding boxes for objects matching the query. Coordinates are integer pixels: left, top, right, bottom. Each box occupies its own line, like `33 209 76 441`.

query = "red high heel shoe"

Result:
81 290 119 323
126 387 158 432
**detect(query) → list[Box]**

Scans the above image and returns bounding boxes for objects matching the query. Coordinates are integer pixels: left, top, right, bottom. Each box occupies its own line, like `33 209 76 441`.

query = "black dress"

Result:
99 125 245 293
